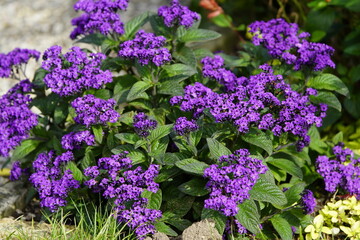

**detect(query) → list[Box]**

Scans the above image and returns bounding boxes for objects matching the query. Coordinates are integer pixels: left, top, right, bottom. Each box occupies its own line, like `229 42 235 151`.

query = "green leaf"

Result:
332 132 343 144
211 14 232 28
310 91 341 112
154 153 180 166
93 89 111 99
149 15 171 38
149 124 173 143
267 158 303 179
154 222 178 236
284 183 306 206
33 68 47 88
76 33 107 46
54 104 68 124
201 208 227 235
270 215 293 240
12 139 42 160
241 128 273 155
307 73 349 97
250 175 287 206
158 80 184 96
126 81 152 101
162 63 197 82
165 218 192 232
142 189 162 210
178 178 210 196
81 148 95 169
92 125 103 144
235 199 261 234
173 46 197 66
206 138 232 159
111 145 146 165
66 162 84 182
180 29 221 43
124 12 151 38
115 133 140 144
344 43 360 56
175 158 209 175
166 196 194 217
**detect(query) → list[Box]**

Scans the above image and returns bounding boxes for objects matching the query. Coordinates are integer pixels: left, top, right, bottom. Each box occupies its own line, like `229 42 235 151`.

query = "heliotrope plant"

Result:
1 0 351 239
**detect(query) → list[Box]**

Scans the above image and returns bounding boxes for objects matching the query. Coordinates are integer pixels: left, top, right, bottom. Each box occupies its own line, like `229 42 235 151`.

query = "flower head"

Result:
158 0 200 28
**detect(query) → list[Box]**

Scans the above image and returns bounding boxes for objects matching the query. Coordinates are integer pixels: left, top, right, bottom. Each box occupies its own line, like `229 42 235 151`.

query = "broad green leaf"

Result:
81 148 95 169
154 222 178 236
344 43 360 56
162 64 197 78
241 128 273 155
142 189 162 210
111 145 146 165
250 175 287 206
115 133 140 144
76 33 107 46
166 196 194 217
267 158 303 179
178 178 210 196
149 15 171 38
310 91 341 112
93 89 111 99
193 48 214 60
165 218 192 232
12 139 42 160
124 12 151 38
270 215 293 240
284 183 306 206
201 208 227 235
235 199 261 234
211 14 232 28
101 38 119 53
126 81 152 101
158 80 184 96
332 132 343 144
150 135 170 156
92 125 103 144
307 73 349 97
113 75 137 95
54 104 68 124
180 29 221 43
154 153 180 166
33 68 47 88
66 162 84 182
206 138 232 160
173 46 197 66
149 124 173 143
175 158 209 175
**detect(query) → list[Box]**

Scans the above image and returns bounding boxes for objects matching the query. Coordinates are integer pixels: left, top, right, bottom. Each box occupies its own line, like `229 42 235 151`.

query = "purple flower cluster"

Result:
225 219 248 236
71 94 120 127
172 60 327 150
133 112 157 138
118 30 172 66
42 46 112 96
61 130 95 150
203 149 267 216
9 161 29 181
158 0 200 28
70 0 129 39
84 152 161 239
0 48 40 78
0 80 38 157
29 151 80 212
173 117 198 136
248 18 335 71
300 189 317 214
316 143 360 197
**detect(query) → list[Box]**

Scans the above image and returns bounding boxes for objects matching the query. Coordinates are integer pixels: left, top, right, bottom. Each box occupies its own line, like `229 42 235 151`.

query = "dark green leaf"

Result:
267 158 303 179
344 43 360 56
126 81 152 101
270 215 293 240
81 148 95 169
180 29 221 43
165 218 192 232
178 178 210 196
250 175 287 206
310 91 341 112
54 104 68 124
201 208 227 235
124 12 152 38
307 73 349 97
111 145 146 165
241 128 273 156
33 68 47 88
154 222 178 236
142 189 162 210
76 33 107 46
93 89 111 99
12 139 42 160
115 133 140 144
235 199 261 234
66 162 84 182
158 80 184 96
92 125 103 144
206 138 232 159
175 158 209 175
173 46 197 66
166 196 194 217
149 124 173 143
284 183 306 206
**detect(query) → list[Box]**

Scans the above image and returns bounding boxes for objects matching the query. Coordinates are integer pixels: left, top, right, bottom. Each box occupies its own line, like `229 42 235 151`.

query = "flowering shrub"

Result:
0 0 352 239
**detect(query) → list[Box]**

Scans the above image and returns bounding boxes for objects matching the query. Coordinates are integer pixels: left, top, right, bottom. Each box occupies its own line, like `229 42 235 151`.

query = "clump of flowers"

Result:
70 0 129 39
84 152 162 239
9 161 29 181
304 196 360 240
0 48 40 78
172 60 327 150
42 46 112 96
61 130 95 150
133 112 157 138
118 30 172 66
248 18 335 71
301 189 317 214
29 151 80 212
0 79 38 157
203 148 267 216
225 219 248 236
158 0 200 28
173 117 198 136
71 94 119 127
316 143 360 197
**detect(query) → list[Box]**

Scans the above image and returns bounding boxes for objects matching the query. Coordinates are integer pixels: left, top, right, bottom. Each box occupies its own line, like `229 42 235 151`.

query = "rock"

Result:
0 177 27 218
180 219 222 240
144 231 170 240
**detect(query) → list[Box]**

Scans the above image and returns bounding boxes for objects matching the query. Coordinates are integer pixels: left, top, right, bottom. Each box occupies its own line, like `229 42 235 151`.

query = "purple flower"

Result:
9 161 29 181
248 18 335 71
71 94 120 127
133 112 157 138
118 30 172 66
61 130 95 150
174 117 199 136
0 80 38 157
42 46 112 96
158 0 200 28
204 149 267 216
0 48 40 78
84 152 161 239
301 189 316 214
29 151 80 212
70 0 129 39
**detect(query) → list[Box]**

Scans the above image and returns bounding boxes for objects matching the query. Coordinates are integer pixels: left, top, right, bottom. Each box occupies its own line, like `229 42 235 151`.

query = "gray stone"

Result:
180 219 222 240
144 231 170 240
0 177 27 218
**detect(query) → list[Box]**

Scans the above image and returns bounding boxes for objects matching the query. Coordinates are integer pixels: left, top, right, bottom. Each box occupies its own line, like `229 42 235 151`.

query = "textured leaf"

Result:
241 128 273 155
161 63 197 82
201 208 227 234
142 189 162 210
76 33 106 46
235 199 261 234
307 73 349 97
154 222 178 236
284 182 306 206
250 175 287 206
310 91 341 112
206 138 232 160
178 178 210 196
149 124 173 143
267 158 303 179
180 29 221 43
66 162 84 182
270 215 293 240
111 145 146 165
126 81 152 101
92 125 103 144
173 46 197 66
175 158 209 175
115 133 140 144
124 12 151 38
158 80 184 96
12 139 42 160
